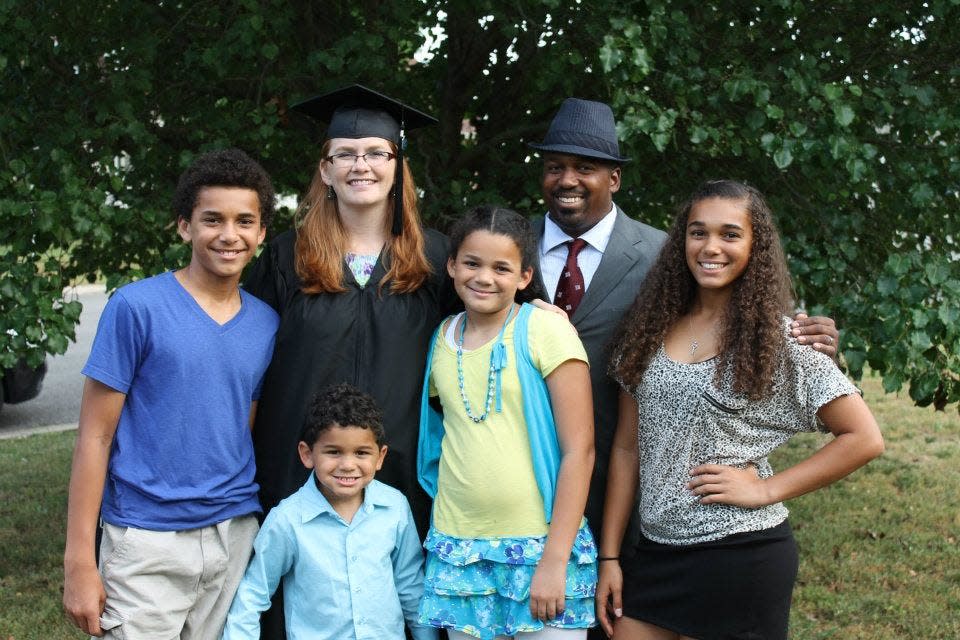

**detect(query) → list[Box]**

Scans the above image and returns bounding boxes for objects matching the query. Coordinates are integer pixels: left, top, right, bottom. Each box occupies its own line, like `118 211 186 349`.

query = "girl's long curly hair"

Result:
610 180 794 400
294 139 431 294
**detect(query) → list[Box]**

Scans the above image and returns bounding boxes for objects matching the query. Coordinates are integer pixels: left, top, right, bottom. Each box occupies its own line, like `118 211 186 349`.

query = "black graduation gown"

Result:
244 228 454 537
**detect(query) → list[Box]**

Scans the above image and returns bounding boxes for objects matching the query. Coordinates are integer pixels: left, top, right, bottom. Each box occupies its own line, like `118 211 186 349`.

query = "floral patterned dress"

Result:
420 525 597 638
417 309 597 639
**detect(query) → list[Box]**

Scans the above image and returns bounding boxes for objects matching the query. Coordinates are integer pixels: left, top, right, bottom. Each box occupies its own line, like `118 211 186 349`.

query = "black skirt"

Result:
620 520 798 640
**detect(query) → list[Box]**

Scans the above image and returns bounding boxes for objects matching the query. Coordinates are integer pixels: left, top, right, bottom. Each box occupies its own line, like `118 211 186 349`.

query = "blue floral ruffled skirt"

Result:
417 523 598 639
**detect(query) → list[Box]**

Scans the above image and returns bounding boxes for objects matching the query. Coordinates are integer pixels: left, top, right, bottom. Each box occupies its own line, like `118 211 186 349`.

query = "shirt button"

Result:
354 586 361 592
351 555 358 561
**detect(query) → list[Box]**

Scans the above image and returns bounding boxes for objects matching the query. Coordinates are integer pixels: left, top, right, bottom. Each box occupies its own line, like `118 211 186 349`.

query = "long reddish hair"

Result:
294 140 431 294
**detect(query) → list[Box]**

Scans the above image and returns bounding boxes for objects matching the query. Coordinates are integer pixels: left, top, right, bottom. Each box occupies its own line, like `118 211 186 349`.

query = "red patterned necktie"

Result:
554 238 588 317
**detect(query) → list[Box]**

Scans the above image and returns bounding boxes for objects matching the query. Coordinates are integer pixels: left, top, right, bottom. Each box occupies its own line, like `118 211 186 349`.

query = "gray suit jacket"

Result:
535 206 667 547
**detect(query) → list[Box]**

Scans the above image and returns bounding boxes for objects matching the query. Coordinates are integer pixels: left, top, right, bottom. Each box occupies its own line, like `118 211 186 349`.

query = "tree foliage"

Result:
3 1 958 409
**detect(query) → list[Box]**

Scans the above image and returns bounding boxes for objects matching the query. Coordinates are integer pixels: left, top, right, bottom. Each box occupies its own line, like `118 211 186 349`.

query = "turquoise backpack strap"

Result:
417 317 451 499
514 303 562 522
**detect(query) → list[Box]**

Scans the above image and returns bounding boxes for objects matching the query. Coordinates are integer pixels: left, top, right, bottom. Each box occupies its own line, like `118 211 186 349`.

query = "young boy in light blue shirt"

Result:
222 383 435 640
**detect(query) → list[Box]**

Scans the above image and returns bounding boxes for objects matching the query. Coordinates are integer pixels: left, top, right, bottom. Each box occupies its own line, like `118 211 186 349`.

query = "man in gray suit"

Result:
529 99 666 558
528 98 839 554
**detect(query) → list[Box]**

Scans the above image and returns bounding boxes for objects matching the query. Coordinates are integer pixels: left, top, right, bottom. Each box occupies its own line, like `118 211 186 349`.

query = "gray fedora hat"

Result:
528 97 631 163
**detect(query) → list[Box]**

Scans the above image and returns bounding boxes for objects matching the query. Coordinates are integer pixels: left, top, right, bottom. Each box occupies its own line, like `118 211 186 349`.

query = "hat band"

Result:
540 129 620 157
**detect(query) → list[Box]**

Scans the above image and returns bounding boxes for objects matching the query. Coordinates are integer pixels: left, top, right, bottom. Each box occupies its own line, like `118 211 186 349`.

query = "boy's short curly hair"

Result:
172 148 275 226
300 383 386 447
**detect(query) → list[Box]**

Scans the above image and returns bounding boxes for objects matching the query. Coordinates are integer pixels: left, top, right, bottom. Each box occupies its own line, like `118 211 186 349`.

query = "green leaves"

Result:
833 103 856 127
773 147 794 170
2 0 959 411
910 182 935 206
876 276 899 296
599 37 623 72
599 1 960 411
261 43 279 60
822 83 845 101
846 250 960 407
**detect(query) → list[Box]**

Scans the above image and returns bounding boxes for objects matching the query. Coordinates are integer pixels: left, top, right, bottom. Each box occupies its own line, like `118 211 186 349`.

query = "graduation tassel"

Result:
391 119 406 237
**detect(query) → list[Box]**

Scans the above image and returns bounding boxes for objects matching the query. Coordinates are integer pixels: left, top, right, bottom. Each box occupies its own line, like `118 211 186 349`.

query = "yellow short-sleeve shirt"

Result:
429 308 588 538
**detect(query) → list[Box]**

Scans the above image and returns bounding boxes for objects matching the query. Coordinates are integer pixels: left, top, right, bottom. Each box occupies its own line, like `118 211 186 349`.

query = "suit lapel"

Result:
572 207 643 322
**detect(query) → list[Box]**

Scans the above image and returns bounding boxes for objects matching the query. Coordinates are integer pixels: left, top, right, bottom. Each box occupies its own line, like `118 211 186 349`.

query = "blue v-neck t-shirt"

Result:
83 271 279 530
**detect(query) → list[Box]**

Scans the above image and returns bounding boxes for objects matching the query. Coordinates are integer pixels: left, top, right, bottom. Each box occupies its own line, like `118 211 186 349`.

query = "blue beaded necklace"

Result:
456 304 515 423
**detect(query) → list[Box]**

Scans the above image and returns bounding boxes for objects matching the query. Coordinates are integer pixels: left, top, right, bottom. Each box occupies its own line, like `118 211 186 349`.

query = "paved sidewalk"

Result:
0 422 77 440
0 283 105 441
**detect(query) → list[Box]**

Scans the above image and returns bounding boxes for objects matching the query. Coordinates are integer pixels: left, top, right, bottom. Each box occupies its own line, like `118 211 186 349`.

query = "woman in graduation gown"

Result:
244 85 454 539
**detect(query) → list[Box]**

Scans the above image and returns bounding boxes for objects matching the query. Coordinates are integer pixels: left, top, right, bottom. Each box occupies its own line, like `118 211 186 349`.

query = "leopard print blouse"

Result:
623 324 857 545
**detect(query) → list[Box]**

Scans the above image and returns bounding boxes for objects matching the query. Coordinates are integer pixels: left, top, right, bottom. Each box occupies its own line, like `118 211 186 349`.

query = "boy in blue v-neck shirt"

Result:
63 149 280 639
222 383 435 640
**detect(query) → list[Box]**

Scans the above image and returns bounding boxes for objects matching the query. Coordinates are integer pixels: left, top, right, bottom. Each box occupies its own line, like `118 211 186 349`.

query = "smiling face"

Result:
447 230 534 323
177 186 265 285
685 197 754 295
298 424 387 516
541 152 621 237
320 136 396 210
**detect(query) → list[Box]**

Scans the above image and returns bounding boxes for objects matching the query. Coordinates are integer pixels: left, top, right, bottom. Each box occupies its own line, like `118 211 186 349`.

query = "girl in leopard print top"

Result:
595 180 884 640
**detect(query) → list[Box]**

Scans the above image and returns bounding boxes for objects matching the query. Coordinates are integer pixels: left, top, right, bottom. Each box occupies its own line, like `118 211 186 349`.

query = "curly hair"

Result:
447 205 547 303
610 180 794 400
172 148 275 226
294 140 432 295
300 383 386 447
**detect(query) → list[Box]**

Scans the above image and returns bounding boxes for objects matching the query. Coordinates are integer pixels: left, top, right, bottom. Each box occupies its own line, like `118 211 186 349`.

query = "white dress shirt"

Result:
539 205 618 302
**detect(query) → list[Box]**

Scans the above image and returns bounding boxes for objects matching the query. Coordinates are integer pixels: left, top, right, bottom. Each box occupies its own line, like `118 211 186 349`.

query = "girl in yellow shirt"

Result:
417 205 597 640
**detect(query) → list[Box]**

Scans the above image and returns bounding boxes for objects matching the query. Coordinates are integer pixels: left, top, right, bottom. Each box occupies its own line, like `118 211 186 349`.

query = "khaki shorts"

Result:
97 515 258 639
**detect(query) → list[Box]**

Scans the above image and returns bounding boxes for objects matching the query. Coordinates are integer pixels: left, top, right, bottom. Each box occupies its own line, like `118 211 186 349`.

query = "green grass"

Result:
1 375 958 639
773 375 960 639
0 430 84 639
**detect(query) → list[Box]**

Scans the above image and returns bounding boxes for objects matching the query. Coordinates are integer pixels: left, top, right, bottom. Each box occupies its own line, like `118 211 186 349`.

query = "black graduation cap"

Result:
291 85 437 235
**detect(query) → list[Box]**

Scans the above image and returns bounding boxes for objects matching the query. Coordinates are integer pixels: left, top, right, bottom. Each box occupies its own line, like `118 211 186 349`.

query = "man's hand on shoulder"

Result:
531 298 574 323
791 312 839 359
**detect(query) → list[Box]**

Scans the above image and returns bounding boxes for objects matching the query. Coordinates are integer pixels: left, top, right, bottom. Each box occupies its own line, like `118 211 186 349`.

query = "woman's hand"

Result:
529 558 567 622
687 463 772 509
596 560 624 637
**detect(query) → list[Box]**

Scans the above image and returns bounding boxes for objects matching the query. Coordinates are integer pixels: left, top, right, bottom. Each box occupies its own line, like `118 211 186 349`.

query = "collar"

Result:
541 204 617 254
298 474 391 524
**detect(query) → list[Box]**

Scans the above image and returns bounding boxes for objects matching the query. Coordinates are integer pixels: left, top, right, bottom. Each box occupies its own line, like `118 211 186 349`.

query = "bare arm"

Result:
528 359 595 622
595 390 639 637
248 400 258 432
63 378 125 637
689 393 884 508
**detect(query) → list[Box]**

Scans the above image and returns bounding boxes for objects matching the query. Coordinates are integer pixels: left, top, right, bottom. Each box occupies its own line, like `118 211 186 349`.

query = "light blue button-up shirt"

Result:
221 477 436 640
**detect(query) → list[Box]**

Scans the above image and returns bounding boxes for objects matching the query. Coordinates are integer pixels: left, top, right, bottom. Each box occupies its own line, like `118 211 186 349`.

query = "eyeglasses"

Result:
325 151 396 168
